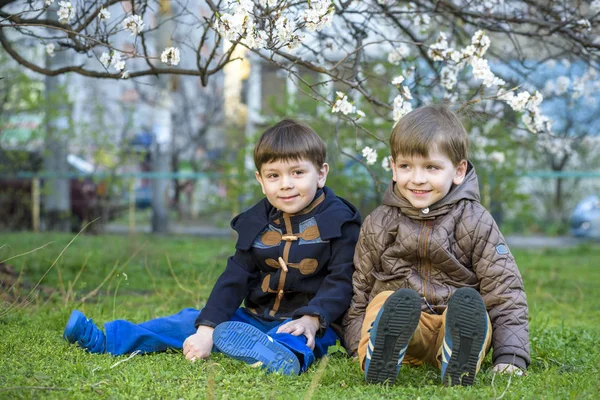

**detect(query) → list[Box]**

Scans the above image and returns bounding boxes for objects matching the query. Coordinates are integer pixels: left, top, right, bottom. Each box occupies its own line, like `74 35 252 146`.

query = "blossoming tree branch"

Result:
1 0 599 166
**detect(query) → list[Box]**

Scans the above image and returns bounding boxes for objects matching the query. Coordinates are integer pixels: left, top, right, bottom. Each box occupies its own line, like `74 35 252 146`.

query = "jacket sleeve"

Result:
292 217 361 332
471 207 530 370
342 214 379 355
194 249 256 328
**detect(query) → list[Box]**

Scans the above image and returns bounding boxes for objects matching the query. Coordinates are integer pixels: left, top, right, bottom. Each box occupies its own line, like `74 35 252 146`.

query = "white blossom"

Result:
440 65 458 90
470 57 505 87
528 91 543 109
428 32 449 61
381 156 390 171
113 60 126 72
57 1 75 24
401 85 412 100
362 146 377 165
356 109 366 119
555 76 570 95
98 8 110 21
502 90 531 112
99 52 110 68
572 78 585 99
543 80 556 96
373 63 387 76
575 19 591 31
331 92 355 115
301 0 334 32
121 70 130 79
45 43 55 57
392 76 405 86
275 16 296 43
123 15 144 36
471 30 491 56
489 151 505 164
111 52 125 72
45 0 54 6
161 47 180 66
388 44 411 65
238 0 254 14
215 12 246 42
414 13 431 31
393 95 412 121
460 44 477 60
242 20 268 49
258 0 278 7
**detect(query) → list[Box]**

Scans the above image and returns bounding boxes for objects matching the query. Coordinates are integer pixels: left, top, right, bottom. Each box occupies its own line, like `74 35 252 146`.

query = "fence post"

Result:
32 178 40 232
129 178 135 235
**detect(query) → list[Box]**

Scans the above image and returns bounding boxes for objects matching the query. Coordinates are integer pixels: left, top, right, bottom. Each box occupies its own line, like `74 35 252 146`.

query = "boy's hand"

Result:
493 363 524 376
276 315 320 350
183 325 214 362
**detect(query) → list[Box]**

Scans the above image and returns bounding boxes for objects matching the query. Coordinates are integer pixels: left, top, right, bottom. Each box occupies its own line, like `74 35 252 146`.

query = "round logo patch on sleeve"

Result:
496 244 509 255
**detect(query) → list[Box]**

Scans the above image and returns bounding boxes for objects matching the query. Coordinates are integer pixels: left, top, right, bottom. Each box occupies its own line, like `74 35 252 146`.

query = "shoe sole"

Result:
213 322 300 375
365 289 422 385
63 310 85 343
443 288 487 386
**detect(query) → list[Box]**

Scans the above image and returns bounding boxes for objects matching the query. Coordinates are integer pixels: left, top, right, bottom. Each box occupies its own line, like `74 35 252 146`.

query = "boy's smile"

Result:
391 149 467 210
256 158 329 214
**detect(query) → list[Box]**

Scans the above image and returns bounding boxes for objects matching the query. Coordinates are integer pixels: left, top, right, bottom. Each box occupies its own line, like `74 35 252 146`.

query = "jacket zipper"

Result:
418 220 432 306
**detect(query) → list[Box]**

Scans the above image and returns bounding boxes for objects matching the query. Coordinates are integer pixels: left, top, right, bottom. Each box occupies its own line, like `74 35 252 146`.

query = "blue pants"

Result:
104 307 338 372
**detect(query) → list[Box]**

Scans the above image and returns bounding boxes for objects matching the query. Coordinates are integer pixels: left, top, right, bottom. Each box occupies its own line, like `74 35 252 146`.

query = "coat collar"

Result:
232 186 360 250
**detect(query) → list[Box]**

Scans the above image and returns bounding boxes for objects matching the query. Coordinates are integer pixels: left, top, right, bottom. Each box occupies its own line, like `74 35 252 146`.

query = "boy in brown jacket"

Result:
342 105 530 386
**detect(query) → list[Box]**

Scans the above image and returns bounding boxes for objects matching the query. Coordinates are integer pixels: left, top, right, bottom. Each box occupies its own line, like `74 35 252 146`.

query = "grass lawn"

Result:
1 232 599 399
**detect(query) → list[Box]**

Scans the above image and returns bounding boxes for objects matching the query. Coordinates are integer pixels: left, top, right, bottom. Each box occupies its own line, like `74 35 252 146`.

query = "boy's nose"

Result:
280 175 294 189
411 169 427 184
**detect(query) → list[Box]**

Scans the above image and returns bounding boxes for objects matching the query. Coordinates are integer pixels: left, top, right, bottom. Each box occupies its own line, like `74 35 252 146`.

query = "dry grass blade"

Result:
0 219 98 318
304 356 329 400
78 245 143 304
166 254 195 297
0 242 53 265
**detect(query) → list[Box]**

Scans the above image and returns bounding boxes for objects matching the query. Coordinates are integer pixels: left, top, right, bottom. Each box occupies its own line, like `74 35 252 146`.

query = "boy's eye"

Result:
292 170 305 176
267 173 278 179
427 165 439 170
397 164 409 169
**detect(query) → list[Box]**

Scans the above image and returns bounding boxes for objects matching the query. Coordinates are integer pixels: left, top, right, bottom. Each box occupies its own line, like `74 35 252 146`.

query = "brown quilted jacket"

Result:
342 164 530 369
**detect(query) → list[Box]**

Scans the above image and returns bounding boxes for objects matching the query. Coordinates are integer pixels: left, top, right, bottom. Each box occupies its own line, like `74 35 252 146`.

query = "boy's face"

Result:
391 149 467 210
255 158 329 214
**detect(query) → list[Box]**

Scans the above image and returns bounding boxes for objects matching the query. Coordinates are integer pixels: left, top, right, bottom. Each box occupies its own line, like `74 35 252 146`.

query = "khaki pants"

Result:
358 291 492 371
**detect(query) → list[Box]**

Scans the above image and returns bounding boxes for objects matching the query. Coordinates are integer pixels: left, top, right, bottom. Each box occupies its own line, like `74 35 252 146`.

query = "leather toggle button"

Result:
421 207 429 214
281 234 298 241
277 257 289 272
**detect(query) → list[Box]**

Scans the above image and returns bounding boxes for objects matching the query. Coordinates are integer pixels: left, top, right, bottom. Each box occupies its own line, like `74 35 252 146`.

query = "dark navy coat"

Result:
196 186 361 333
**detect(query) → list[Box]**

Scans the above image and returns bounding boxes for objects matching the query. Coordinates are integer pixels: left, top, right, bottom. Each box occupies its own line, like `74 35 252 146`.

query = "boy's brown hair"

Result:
254 119 326 171
390 105 468 166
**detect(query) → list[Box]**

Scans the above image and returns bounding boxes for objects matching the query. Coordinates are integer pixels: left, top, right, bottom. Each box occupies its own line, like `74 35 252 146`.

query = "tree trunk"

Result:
43 6 71 232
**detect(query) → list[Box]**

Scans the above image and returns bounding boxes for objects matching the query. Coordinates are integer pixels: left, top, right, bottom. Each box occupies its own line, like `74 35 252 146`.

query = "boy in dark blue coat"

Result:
63 119 361 375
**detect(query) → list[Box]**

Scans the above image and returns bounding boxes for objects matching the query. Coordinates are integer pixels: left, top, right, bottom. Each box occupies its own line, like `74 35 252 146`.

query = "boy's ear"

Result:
452 160 468 185
317 163 329 188
255 171 266 194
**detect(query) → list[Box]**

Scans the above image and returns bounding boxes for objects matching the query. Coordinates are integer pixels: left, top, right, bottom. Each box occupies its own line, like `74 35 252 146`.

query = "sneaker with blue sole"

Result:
213 321 300 375
441 287 488 386
364 288 422 385
63 310 106 354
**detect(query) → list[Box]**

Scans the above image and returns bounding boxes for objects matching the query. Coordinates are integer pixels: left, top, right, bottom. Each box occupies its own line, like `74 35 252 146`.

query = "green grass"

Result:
1 232 599 399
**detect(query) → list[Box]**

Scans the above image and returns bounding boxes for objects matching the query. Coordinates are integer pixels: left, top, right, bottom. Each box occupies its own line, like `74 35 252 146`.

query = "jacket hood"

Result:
382 161 480 220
